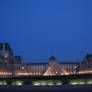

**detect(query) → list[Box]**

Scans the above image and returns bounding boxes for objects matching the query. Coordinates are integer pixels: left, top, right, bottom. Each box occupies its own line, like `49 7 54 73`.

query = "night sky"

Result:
0 0 92 62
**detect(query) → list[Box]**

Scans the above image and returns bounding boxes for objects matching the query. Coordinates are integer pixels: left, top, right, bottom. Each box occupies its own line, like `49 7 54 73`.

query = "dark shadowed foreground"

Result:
0 85 92 92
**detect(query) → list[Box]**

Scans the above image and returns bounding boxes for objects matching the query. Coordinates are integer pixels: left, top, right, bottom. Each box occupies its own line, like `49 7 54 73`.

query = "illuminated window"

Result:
0 81 7 85
70 80 86 85
12 81 23 86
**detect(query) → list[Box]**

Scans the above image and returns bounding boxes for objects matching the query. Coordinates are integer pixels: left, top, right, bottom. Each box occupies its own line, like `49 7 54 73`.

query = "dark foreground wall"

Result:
0 74 92 85
0 85 92 92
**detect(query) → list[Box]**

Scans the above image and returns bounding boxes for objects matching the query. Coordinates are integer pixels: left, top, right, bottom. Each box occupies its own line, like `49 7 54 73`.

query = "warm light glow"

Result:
16 73 30 75
44 62 69 76
21 67 24 70
79 70 92 74
0 72 12 76
16 72 41 76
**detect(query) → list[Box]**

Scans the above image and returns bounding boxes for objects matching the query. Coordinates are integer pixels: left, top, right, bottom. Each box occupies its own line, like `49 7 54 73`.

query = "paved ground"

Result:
0 85 92 92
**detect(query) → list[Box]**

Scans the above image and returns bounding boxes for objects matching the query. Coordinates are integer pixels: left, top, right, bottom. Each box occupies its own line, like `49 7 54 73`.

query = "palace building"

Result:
0 42 92 77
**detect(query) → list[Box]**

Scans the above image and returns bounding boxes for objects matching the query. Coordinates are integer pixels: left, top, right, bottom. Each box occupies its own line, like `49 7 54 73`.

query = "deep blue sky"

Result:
0 0 92 62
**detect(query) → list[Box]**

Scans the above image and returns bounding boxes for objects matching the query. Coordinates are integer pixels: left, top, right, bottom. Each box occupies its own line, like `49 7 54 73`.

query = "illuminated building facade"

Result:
0 42 23 77
21 57 79 76
0 42 92 77
79 54 92 74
